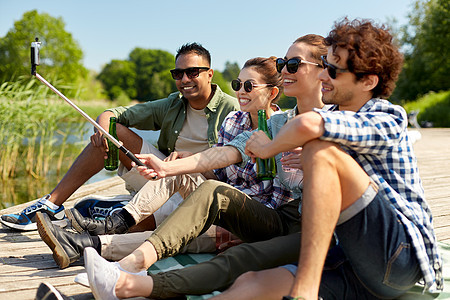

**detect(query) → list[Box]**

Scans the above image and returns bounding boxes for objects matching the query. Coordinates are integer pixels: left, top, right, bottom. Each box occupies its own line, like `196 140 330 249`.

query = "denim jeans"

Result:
284 189 423 299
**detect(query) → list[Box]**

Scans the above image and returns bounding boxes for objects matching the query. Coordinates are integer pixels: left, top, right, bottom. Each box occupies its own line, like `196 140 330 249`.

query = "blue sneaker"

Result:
0 194 66 231
73 194 131 220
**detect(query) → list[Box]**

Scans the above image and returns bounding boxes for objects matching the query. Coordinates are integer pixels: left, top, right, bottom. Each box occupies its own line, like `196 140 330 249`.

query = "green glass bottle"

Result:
104 117 119 171
256 110 276 180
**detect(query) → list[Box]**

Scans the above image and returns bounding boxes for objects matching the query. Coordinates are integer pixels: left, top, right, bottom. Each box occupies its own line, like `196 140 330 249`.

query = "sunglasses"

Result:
320 56 350 79
276 57 320 74
231 79 273 93
170 67 210 80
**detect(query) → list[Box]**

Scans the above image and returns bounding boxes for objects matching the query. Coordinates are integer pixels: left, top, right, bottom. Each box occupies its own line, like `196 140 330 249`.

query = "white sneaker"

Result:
75 262 147 287
74 272 89 287
84 247 120 300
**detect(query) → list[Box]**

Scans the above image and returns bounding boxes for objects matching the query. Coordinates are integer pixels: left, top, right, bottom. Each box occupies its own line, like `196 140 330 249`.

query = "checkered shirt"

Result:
213 110 294 209
315 98 443 292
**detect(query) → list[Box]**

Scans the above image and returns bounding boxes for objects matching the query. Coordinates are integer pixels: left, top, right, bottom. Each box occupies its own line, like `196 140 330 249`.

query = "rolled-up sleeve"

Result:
225 130 253 168
314 103 407 155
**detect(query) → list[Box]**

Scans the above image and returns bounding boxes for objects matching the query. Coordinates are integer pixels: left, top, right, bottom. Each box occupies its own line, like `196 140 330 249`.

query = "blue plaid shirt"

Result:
214 110 294 209
315 98 443 292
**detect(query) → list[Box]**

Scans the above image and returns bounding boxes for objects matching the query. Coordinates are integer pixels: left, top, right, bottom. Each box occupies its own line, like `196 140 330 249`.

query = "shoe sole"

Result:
65 208 85 234
36 212 70 269
0 217 67 231
35 282 66 300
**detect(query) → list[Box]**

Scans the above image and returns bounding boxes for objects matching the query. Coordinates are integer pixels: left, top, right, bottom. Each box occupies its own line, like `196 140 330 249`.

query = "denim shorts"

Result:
281 184 422 299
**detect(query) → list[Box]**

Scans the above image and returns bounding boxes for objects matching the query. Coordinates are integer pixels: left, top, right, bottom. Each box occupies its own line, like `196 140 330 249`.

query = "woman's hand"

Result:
132 154 166 180
281 147 303 170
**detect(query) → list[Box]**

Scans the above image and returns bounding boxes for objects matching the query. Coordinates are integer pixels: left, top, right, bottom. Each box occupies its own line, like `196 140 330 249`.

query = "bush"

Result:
115 90 131 107
402 90 450 127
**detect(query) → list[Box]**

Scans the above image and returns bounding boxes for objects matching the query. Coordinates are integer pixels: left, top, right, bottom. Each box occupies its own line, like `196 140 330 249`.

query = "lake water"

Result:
0 123 160 209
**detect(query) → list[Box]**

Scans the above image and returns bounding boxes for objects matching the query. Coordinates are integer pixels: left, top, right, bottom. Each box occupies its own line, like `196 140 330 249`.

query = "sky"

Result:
0 0 414 73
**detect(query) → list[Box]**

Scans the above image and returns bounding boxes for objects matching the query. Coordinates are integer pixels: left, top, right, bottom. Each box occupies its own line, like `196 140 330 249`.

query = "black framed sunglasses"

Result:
170 67 210 80
320 56 349 79
276 57 320 74
231 79 273 93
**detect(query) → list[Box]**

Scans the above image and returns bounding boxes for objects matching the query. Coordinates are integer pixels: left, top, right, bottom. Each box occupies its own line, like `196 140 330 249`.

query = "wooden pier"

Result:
0 128 449 299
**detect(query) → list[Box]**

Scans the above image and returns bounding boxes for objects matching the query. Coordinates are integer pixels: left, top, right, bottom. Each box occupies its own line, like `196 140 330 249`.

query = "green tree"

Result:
392 0 450 102
212 70 233 95
0 10 87 90
222 61 241 81
129 48 176 100
97 60 137 100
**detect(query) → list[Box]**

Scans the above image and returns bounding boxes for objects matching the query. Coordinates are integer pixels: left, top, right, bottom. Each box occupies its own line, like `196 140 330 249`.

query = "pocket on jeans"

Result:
383 242 421 290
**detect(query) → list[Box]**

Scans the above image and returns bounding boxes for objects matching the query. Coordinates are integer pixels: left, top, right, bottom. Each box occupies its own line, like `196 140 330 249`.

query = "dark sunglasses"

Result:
231 79 273 93
320 56 349 79
170 67 210 80
276 57 320 74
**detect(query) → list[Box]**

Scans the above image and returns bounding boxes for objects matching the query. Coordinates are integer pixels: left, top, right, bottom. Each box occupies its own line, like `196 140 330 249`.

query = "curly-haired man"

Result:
238 18 443 299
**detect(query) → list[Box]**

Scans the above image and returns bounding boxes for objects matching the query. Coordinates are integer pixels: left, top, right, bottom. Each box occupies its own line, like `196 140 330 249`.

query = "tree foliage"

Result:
222 61 241 81
97 60 137 100
129 48 175 100
212 70 233 96
392 0 450 101
0 10 87 88
97 48 176 101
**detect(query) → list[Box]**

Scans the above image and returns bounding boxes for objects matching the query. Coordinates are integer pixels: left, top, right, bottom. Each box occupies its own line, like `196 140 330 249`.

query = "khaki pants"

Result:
118 140 206 224
100 141 212 261
99 226 217 261
147 179 301 298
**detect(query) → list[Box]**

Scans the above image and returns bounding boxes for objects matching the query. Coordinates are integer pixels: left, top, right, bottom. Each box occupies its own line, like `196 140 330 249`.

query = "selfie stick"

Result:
30 38 146 168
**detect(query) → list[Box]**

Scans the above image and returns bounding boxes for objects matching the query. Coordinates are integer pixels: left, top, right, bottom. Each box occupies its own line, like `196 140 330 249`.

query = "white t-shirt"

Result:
174 104 209 153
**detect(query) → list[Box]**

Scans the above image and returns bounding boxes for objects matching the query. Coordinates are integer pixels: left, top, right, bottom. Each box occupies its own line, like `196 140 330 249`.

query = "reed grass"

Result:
0 76 88 207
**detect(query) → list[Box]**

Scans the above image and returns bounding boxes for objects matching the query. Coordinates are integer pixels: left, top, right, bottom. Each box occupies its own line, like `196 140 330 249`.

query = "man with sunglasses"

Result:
2 43 239 239
242 18 443 299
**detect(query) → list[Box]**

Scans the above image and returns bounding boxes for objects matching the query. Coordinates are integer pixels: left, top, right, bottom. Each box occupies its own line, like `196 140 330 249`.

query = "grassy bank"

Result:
402 90 450 127
0 76 131 208
0 77 94 207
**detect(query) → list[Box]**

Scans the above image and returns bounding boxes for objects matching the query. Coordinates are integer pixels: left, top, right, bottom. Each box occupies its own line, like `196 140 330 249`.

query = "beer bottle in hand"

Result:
256 110 276 180
104 117 119 171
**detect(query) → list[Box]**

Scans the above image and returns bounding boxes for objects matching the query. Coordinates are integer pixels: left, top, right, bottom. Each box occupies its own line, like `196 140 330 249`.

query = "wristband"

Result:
282 296 305 300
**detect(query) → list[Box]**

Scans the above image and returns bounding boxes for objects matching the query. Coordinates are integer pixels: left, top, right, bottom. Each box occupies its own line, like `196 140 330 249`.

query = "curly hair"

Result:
324 18 403 98
176 43 211 67
243 56 284 103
